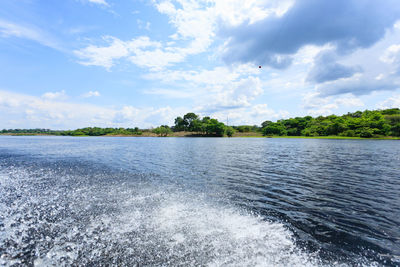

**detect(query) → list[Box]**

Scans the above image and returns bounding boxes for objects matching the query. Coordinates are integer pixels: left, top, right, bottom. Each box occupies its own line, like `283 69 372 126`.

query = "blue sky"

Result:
1 0 400 129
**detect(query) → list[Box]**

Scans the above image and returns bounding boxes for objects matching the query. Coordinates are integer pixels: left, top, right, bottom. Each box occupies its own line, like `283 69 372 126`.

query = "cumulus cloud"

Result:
376 94 400 109
0 90 180 129
74 0 294 71
0 90 112 129
74 36 161 70
220 0 400 67
82 91 101 98
213 0 293 26
74 34 207 70
75 0 217 70
307 50 362 83
197 76 263 113
316 75 400 96
42 90 68 100
302 92 364 116
143 64 264 113
87 0 109 6
209 104 289 126
381 44 400 74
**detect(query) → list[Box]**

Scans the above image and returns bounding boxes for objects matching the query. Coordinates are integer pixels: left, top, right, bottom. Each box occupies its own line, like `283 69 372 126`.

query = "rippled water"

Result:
0 136 399 266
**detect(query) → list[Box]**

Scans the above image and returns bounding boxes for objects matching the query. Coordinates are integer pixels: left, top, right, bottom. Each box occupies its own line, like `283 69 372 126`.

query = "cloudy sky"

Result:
1 0 400 129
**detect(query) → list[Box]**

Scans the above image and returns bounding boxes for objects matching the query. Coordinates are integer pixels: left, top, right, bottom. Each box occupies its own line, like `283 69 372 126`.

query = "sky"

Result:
1 0 400 129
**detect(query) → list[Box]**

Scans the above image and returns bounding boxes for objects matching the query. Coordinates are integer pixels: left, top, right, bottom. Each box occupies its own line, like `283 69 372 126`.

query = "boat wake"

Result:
0 159 378 266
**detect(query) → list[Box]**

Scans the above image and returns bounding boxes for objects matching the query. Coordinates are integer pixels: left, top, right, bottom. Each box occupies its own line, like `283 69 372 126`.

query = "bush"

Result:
262 123 287 136
340 130 356 137
226 127 235 137
391 123 400 136
358 128 374 138
153 126 172 137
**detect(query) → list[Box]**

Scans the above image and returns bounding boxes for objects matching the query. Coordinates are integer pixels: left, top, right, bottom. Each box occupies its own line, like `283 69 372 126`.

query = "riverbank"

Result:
1 132 399 139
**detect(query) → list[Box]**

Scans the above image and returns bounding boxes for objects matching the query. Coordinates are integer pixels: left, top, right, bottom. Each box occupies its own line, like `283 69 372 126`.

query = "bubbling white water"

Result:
0 165 376 266
32 192 321 266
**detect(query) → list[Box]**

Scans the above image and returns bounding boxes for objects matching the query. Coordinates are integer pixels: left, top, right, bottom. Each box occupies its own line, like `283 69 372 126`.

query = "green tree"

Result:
261 120 272 128
236 125 252 132
391 123 400 136
262 123 287 136
190 119 203 132
174 116 187 131
153 126 172 137
226 126 235 137
183 113 199 131
205 119 226 136
358 127 374 138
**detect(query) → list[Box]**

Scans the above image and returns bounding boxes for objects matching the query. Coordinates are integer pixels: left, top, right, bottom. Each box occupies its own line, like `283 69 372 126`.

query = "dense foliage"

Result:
173 113 233 137
232 125 260 133
1 127 143 136
261 108 400 137
1 129 61 134
58 127 143 136
152 126 172 137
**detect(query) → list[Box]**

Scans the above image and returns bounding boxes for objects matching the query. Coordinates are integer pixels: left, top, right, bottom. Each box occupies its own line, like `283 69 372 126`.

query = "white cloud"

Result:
0 90 112 128
315 73 399 96
75 0 294 71
144 88 197 99
137 19 151 30
376 94 400 109
380 44 400 64
144 64 258 85
75 0 215 71
113 106 141 123
209 104 289 126
293 44 333 65
0 19 60 50
197 76 263 112
214 0 293 26
87 0 109 6
82 91 101 98
129 48 185 70
335 97 364 107
143 64 264 113
74 36 161 70
42 90 67 100
380 44 400 75
302 92 364 116
144 63 278 123
0 90 181 129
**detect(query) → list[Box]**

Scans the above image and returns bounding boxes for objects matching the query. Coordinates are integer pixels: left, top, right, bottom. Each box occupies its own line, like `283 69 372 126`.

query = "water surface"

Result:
0 136 399 266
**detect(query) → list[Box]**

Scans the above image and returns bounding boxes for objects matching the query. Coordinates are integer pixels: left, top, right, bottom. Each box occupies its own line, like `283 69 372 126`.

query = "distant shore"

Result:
1 132 399 140
2 108 400 139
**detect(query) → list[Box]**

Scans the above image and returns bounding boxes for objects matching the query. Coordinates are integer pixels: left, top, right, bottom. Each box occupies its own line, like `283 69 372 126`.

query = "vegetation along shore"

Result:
2 108 400 139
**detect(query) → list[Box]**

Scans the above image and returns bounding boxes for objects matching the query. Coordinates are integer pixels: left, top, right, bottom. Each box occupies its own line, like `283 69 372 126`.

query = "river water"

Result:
0 136 399 266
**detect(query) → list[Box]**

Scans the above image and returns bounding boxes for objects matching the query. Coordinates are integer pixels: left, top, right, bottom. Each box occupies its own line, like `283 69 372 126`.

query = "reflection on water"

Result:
0 136 399 266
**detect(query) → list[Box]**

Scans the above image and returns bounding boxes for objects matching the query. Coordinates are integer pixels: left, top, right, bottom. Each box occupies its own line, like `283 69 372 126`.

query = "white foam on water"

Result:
30 190 322 266
152 195 319 267
0 166 378 266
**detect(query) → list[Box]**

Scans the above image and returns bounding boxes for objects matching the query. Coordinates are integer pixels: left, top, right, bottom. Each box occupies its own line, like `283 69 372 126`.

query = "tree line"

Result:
1 127 143 136
1 108 400 137
261 108 400 137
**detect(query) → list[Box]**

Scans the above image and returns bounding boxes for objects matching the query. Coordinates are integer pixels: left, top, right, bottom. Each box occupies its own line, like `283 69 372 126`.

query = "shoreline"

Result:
1 133 399 140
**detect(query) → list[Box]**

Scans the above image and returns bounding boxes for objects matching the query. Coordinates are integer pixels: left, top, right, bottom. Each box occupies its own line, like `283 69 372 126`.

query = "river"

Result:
0 136 399 266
